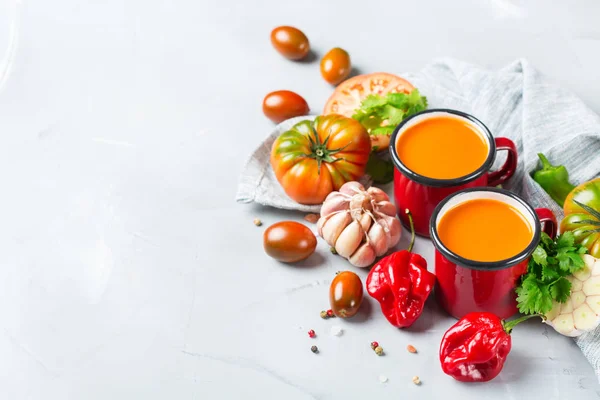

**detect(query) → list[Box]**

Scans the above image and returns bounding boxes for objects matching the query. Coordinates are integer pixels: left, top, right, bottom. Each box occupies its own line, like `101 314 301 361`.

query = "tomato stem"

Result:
405 209 416 253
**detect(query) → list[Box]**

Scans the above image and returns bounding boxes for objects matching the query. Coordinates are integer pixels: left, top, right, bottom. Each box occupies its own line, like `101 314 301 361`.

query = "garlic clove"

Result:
375 201 397 217
340 181 365 196
368 222 389 257
320 193 350 217
348 242 376 268
358 212 372 233
335 220 364 258
367 186 390 203
379 215 401 247
321 211 352 246
349 193 373 217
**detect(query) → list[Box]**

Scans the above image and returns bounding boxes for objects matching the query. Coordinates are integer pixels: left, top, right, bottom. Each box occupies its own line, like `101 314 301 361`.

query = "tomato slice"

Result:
323 72 415 117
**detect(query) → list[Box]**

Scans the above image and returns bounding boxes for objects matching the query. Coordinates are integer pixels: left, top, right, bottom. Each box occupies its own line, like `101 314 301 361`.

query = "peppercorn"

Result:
326 309 334 318
308 329 316 338
253 218 262 226
330 247 337 255
311 345 318 354
374 346 384 356
320 310 327 319
412 376 421 385
304 214 319 224
370 341 379 350
407 344 417 353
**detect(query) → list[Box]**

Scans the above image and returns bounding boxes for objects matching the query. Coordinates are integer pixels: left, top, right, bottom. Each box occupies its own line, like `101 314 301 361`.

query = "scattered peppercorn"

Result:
304 214 319 224
407 344 417 353
253 218 262 226
370 341 379 350
375 346 384 356
330 247 337 255
320 310 328 319
311 345 319 353
326 309 334 318
308 329 316 338
412 376 421 385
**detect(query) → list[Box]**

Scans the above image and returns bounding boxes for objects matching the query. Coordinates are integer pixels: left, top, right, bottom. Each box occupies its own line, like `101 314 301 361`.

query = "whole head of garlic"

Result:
544 254 600 337
317 181 401 267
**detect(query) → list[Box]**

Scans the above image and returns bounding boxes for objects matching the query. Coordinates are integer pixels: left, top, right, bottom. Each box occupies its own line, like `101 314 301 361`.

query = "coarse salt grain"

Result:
379 375 388 383
330 326 343 336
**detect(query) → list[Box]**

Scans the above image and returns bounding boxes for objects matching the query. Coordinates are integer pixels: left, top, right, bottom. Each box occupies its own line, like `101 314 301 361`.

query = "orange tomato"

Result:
320 48 351 85
263 221 317 263
270 114 371 204
270 26 310 60
262 90 309 123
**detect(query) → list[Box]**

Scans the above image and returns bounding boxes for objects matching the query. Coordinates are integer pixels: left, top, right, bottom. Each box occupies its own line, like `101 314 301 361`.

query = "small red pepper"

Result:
366 210 436 328
439 312 540 382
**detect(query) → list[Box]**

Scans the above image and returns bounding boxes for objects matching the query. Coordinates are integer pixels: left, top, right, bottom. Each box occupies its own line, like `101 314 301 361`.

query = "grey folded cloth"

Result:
236 58 600 373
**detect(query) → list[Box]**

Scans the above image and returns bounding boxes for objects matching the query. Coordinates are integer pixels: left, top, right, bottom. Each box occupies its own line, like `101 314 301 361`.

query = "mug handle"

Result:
535 208 558 239
488 137 518 187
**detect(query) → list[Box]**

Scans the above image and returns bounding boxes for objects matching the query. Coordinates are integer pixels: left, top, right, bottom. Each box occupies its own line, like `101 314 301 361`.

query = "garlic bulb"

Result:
317 182 401 267
544 254 600 337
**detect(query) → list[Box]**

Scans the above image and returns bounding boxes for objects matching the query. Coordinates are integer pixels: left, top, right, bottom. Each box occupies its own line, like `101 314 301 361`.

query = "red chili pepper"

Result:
366 210 436 328
439 312 539 382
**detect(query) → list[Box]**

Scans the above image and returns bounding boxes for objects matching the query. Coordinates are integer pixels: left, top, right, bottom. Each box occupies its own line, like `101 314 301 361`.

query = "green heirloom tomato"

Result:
562 178 600 257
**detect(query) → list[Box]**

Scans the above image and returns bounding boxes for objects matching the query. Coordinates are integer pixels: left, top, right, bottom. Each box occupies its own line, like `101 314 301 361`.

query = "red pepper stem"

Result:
502 314 542 334
405 209 416 253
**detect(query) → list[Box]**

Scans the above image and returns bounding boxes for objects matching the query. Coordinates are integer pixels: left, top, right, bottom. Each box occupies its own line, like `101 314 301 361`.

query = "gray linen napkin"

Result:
236 58 600 373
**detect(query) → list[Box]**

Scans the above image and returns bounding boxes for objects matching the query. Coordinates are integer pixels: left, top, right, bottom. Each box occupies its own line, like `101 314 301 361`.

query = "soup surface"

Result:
396 115 489 179
437 198 533 262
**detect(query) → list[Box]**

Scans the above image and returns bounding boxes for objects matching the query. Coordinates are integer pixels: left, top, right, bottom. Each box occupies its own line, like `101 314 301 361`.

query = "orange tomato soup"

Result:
437 199 533 262
396 115 489 179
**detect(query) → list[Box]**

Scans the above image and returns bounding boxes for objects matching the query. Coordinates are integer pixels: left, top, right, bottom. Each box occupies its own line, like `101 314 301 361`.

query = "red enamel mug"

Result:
430 187 557 319
389 109 518 237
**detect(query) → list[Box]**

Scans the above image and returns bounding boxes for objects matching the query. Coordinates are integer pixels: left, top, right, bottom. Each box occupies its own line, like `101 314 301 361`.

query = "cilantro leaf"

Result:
516 275 553 315
549 277 572 303
556 231 575 249
365 153 394 184
371 126 395 136
386 93 409 108
351 89 428 145
361 94 388 110
516 231 586 315
532 246 548 266
381 105 405 125
541 265 560 281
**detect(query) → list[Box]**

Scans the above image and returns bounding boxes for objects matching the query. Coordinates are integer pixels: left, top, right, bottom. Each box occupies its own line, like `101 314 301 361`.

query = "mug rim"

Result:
389 109 496 188
429 187 542 271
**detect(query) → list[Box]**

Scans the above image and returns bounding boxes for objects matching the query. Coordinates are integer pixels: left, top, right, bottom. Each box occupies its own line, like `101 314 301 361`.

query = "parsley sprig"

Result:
516 231 587 315
351 89 428 137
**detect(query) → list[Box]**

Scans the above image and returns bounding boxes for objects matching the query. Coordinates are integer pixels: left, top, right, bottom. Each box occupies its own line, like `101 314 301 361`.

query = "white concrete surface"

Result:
1 0 600 398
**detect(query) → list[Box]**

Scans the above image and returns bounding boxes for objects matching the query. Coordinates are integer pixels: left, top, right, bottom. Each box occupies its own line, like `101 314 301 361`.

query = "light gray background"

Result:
2 0 600 399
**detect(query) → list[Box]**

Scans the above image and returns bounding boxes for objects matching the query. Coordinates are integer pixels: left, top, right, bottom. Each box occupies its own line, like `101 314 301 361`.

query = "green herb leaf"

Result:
532 246 548 266
361 94 388 110
351 89 428 148
365 153 394 184
556 231 575 248
370 126 395 137
541 265 560 281
549 277 572 303
516 275 553 315
516 232 587 315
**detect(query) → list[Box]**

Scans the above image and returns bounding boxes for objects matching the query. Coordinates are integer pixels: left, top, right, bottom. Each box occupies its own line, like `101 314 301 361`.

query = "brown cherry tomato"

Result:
262 90 310 124
320 48 351 85
270 26 310 60
329 271 363 318
263 221 317 263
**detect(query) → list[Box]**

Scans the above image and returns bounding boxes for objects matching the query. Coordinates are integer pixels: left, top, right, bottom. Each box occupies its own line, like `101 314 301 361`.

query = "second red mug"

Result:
430 187 557 319
389 109 518 237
